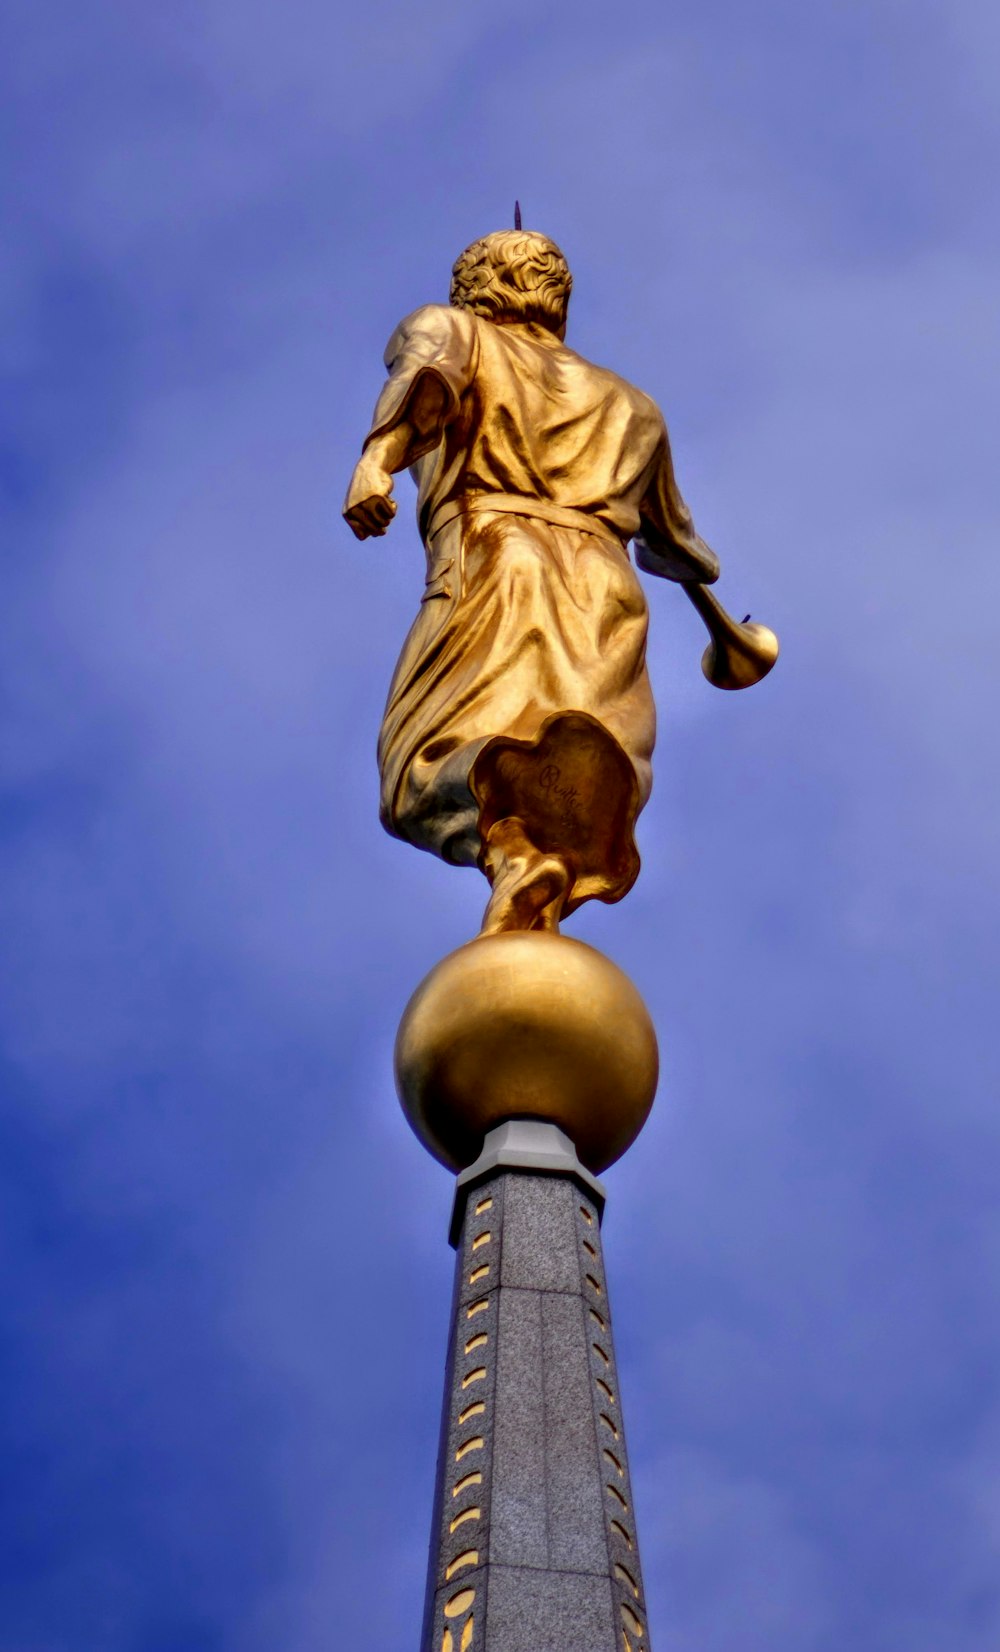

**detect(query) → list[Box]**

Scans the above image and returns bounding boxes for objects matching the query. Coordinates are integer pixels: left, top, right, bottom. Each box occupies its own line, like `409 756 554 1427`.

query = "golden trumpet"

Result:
682 583 780 691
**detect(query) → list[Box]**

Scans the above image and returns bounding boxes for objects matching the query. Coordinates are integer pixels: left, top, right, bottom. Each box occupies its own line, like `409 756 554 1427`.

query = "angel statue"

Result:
344 226 776 938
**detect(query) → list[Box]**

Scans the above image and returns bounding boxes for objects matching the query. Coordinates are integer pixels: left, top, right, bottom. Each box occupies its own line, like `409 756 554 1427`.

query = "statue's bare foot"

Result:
480 817 570 935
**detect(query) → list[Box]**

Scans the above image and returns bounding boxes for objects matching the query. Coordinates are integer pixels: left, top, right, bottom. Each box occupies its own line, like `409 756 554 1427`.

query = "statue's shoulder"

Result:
626 379 666 436
383 303 478 366
565 342 665 428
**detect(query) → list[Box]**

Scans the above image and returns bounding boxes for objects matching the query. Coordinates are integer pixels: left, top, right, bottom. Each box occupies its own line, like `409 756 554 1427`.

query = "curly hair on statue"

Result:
449 230 573 333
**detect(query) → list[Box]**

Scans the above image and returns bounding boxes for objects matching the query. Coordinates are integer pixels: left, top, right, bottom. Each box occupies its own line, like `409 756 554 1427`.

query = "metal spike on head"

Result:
514 200 522 231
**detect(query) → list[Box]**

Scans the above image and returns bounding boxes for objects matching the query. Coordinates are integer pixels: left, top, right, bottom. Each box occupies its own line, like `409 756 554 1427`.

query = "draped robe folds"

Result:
365 303 718 913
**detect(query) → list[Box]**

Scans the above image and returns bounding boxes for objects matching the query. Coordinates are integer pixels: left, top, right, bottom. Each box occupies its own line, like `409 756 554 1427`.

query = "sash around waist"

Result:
426 493 627 549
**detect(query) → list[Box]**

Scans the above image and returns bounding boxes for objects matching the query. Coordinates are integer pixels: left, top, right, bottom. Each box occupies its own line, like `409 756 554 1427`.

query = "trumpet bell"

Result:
702 619 780 690
685 583 780 691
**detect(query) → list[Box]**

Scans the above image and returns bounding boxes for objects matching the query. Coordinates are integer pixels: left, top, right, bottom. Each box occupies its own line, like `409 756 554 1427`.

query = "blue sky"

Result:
2 1 998 1647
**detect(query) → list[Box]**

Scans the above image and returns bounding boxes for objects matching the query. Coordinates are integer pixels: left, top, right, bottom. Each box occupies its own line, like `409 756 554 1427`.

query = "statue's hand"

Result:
343 452 397 540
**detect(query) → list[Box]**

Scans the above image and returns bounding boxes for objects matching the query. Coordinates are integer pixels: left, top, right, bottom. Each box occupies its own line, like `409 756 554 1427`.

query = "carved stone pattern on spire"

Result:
421 1170 651 1652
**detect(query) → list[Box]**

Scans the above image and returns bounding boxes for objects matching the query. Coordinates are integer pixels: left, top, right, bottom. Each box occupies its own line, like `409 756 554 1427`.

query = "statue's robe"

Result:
364 303 718 912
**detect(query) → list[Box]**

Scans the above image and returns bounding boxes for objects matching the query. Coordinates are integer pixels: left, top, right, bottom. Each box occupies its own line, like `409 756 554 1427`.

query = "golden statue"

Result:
345 228 776 940
347 228 779 1652
345 226 777 1173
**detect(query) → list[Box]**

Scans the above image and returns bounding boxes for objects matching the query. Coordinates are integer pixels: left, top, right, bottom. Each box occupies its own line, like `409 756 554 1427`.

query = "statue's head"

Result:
450 230 572 336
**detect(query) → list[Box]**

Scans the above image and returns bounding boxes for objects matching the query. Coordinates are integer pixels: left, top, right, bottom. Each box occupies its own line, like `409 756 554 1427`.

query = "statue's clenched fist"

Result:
343 451 397 539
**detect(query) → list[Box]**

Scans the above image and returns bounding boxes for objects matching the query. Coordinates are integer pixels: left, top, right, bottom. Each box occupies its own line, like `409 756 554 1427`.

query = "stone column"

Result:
420 1126 650 1652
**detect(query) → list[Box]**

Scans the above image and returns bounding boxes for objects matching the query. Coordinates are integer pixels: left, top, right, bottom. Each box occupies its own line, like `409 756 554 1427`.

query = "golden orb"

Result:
394 931 658 1174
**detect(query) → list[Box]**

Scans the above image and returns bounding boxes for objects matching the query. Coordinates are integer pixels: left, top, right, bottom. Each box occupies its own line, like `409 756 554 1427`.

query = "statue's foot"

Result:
480 817 570 935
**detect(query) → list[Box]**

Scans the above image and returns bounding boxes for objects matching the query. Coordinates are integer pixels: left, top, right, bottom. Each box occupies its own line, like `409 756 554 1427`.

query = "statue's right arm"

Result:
344 306 478 542
343 425 411 540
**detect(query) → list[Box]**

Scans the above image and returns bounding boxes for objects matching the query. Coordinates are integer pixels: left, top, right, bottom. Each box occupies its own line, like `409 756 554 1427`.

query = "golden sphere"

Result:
394 931 658 1174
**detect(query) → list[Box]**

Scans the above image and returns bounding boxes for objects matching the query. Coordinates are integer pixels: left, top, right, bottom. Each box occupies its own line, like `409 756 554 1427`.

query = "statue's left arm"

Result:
634 414 780 689
344 306 478 541
633 423 720 585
